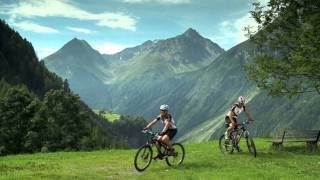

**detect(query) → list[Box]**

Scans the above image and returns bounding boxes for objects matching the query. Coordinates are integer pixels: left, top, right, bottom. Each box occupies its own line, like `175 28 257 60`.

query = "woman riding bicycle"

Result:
224 96 254 142
143 104 177 157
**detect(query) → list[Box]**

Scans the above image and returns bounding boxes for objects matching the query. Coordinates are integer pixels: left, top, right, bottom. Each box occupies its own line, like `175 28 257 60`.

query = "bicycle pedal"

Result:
154 154 165 160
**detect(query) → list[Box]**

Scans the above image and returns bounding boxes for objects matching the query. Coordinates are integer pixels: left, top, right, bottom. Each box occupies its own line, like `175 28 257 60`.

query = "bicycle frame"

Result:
232 122 250 146
135 130 185 171
219 121 256 157
143 130 168 157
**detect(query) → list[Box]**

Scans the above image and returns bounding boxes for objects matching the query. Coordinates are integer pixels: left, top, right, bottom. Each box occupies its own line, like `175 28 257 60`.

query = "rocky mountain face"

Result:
44 29 320 142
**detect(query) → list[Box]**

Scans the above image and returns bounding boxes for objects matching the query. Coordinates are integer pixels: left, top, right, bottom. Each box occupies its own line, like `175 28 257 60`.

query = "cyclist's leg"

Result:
153 137 163 159
229 120 241 152
160 135 171 148
224 117 235 139
160 129 177 154
225 126 233 139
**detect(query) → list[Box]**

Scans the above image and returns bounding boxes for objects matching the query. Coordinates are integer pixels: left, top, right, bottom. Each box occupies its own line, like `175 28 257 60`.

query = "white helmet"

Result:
238 96 245 104
160 104 169 111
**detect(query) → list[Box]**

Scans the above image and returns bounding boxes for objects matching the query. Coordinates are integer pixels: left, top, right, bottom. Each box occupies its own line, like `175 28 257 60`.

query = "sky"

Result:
0 0 268 59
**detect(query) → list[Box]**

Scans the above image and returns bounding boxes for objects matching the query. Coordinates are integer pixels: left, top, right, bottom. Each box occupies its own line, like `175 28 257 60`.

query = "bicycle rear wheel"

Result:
219 134 234 155
165 143 185 166
246 137 257 157
134 145 153 172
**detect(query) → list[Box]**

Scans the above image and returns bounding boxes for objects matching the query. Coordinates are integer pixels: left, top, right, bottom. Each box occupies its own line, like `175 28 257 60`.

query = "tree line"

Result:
0 80 128 155
0 19 147 155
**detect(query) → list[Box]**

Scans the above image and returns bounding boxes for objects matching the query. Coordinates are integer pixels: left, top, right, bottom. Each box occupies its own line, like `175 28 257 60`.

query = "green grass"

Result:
93 110 120 122
103 112 120 122
0 139 319 179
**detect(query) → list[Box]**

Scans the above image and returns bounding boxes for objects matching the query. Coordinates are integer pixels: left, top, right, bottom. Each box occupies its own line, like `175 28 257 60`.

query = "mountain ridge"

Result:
43 29 320 142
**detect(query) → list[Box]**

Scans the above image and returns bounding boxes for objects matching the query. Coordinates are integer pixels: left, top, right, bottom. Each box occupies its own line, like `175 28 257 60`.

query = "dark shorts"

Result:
165 129 177 140
225 116 237 128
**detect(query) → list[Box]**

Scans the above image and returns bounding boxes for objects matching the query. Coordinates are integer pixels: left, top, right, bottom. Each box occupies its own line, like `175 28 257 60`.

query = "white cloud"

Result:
210 13 258 50
1 0 137 31
123 0 191 4
94 12 137 31
36 47 58 59
211 0 269 49
67 27 95 34
220 21 230 27
93 43 132 55
13 21 59 33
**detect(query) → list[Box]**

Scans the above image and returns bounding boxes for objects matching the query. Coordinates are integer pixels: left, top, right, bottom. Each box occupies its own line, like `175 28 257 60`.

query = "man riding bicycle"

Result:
143 104 177 158
224 96 254 150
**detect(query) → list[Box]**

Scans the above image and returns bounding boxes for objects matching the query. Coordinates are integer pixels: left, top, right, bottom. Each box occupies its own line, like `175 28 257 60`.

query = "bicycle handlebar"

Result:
141 130 158 136
236 121 251 126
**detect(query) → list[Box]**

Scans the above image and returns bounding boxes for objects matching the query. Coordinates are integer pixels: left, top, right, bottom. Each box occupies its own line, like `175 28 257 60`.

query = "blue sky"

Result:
0 0 267 59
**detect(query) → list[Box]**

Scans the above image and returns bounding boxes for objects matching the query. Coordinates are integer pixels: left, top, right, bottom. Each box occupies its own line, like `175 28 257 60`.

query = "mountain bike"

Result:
219 121 256 157
134 130 185 172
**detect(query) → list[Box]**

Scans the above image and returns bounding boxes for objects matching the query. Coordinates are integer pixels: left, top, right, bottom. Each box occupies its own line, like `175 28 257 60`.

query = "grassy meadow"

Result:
0 139 319 180
93 110 121 122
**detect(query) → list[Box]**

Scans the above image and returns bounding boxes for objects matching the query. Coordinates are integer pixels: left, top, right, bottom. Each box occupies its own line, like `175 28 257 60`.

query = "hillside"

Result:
44 28 320 142
178 40 320 142
0 20 62 96
0 140 319 179
0 20 147 155
44 38 112 108
43 28 226 131
44 28 225 110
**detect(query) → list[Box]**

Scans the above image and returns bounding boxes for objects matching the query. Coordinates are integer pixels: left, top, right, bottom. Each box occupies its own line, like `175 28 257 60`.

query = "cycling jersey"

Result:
225 103 246 127
227 103 246 118
156 113 177 129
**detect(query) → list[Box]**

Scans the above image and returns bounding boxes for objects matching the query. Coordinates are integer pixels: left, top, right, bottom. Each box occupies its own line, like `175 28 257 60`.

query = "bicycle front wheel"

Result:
219 134 234 155
134 145 153 172
246 137 257 157
166 143 185 166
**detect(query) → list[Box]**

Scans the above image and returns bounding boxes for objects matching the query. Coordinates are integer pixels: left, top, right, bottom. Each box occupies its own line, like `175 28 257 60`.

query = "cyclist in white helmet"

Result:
224 96 254 143
144 104 177 158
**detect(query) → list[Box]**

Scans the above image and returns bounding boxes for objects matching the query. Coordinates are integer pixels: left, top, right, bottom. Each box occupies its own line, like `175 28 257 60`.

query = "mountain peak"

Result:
44 37 104 63
182 28 201 38
57 37 94 55
67 37 90 48
71 37 80 41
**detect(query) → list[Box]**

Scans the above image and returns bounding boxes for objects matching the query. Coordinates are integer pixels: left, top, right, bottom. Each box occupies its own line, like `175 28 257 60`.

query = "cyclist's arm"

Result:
244 106 254 121
227 111 236 124
161 120 170 135
144 118 158 129
245 111 254 121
